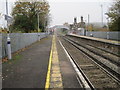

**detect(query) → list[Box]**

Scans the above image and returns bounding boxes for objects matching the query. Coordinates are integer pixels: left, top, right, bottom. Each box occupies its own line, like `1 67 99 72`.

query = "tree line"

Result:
1 0 120 32
106 0 120 31
10 0 50 33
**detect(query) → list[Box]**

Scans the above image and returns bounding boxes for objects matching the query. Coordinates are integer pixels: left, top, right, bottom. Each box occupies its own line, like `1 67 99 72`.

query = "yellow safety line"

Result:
50 35 63 88
45 36 53 89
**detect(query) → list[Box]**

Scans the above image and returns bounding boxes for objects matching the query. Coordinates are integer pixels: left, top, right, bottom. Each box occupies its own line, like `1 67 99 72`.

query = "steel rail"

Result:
62 37 120 84
59 39 95 90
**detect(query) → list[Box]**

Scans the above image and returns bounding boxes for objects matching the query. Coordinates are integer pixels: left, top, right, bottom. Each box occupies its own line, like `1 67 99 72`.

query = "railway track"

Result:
59 35 120 89
65 36 120 80
66 35 120 56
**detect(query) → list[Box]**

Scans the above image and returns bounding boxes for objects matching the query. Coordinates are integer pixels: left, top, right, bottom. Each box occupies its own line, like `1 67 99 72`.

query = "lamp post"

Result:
44 15 48 35
37 12 41 41
37 10 44 41
6 0 12 60
37 12 40 32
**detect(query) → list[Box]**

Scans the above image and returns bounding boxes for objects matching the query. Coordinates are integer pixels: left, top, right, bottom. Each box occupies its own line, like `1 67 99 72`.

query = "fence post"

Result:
107 32 109 39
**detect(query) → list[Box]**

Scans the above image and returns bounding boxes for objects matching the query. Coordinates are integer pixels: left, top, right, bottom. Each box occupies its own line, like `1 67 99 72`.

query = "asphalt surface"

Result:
2 36 52 88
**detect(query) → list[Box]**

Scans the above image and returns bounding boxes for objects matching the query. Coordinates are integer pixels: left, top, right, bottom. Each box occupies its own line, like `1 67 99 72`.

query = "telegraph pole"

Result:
6 0 12 60
88 14 89 31
6 0 9 32
101 4 103 27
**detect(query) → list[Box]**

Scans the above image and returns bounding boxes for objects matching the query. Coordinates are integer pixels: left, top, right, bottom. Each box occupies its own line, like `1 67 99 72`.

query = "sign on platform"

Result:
4 15 13 25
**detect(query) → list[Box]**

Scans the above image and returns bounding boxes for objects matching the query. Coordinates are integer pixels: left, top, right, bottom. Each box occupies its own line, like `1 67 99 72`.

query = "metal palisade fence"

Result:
77 31 120 41
0 33 47 59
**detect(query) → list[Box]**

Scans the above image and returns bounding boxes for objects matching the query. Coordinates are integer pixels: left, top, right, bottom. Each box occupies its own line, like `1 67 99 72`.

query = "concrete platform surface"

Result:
2 35 82 89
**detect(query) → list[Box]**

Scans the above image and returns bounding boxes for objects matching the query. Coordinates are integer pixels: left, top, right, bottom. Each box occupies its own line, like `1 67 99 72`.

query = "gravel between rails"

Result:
59 36 120 89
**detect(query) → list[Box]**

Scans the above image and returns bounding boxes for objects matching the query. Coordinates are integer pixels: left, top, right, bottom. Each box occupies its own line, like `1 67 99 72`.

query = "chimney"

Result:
81 16 83 22
74 17 77 23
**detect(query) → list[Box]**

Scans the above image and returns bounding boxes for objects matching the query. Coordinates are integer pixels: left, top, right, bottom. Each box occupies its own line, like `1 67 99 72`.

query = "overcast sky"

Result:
0 0 113 27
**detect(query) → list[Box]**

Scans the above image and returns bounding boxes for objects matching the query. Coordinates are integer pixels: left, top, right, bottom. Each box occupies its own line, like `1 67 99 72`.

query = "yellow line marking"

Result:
45 36 53 89
50 35 63 88
45 35 63 89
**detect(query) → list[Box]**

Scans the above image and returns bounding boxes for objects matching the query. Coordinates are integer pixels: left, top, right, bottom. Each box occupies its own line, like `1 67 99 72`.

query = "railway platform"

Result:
2 34 120 89
2 35 81 89
69 34 120 45
67 34 120 56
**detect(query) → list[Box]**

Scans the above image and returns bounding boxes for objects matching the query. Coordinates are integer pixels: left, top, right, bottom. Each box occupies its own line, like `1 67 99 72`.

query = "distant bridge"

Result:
53 25 69 30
